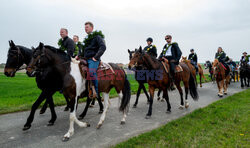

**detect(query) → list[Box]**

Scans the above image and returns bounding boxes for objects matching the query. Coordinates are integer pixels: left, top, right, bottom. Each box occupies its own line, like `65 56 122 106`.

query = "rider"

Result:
159 35 182 85
241 52 250 65
80 21 106 96
215 47 227 64
143 37 157 58
58 28 75 57
188 49 198 74
73 35 83 57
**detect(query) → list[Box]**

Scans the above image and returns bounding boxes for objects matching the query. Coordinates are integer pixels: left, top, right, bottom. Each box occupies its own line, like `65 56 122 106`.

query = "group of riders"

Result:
59 21 250 96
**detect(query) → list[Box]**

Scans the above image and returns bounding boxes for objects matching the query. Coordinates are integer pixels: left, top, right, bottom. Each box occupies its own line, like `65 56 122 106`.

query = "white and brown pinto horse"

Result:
212 59 230 97
27 43 131 141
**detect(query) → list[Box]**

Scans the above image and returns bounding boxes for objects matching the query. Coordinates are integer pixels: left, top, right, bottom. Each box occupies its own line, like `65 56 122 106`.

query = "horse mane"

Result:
44 45 70 61
143 52 161 69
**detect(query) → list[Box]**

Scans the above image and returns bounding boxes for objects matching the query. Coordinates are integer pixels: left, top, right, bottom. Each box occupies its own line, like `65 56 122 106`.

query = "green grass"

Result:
114 89 250 148
0 73 211 114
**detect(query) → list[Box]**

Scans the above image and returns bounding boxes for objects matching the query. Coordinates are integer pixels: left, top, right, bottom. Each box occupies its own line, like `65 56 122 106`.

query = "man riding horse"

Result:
58 28 75 57
79 21 106 97
188 49 198 74
158 35 182 87
241 52 250 66
143 37 157 58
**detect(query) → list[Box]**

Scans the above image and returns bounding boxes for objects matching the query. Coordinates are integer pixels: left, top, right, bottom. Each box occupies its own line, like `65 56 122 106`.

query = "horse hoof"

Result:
47 122 54 126
23 125 31 131
185 104 189 108
89 105 94 108
64 107 69 111
96 124 102 129
62 137 70 142
179 105 184 109
145 115 151 119
224 92 227 95
39 109 46 114
121 121 126 125
157 97 161 101
200 85 202 88
78 116 84 120
161 99 165 102
219 95 223 98
87 123 91 127
99 110 103 114
166 110 171 113
133 105 137 108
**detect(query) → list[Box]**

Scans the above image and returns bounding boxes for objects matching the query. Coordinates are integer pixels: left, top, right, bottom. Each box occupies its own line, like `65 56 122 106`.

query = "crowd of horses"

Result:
3 40 250 141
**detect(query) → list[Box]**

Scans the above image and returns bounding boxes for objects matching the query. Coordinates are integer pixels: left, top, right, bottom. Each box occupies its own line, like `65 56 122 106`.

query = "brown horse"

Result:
128 48 198 118
27 43 131 141
181 56 207 87
212 59 230 97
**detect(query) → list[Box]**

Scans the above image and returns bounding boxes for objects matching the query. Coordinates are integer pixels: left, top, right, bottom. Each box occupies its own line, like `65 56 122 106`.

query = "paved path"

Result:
0 82 246 148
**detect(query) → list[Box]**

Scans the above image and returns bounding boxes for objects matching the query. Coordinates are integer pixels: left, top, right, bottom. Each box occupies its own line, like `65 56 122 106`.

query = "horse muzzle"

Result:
4 68 16 77
26 67 36 77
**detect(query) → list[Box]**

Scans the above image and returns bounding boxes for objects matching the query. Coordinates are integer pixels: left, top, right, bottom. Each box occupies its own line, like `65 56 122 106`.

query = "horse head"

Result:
4 40 25 77
212 59 220 77
128 46 144 70
26 42 49 77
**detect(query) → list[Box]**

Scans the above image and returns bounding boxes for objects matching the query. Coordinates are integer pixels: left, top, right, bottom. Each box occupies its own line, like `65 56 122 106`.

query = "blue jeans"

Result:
87 59 100 94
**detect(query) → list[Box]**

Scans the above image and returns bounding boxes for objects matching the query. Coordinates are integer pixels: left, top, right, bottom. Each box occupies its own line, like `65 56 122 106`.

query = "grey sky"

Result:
1 0 250 64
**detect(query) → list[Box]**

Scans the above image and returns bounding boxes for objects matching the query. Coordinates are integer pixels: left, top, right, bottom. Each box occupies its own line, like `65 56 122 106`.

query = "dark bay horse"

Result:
240 61 250 87
205 60 215 83
27 43 131 141
4 40 65 114
128 49 150 107
212 59 230 97
128 48 198 118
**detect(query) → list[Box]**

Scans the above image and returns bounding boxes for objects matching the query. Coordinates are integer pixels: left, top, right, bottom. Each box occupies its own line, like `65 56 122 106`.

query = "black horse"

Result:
4 40 64 114
239 61 250 87
205 61 214 82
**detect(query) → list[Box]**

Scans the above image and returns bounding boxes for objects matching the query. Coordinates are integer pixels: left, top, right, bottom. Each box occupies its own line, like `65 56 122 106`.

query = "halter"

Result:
14 47 26 71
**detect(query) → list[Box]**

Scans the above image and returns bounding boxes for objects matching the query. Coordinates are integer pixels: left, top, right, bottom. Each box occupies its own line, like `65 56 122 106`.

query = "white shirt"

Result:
164 43 172 56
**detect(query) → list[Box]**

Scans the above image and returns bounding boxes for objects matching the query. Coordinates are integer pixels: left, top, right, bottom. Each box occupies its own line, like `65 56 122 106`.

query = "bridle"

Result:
8 46 26 71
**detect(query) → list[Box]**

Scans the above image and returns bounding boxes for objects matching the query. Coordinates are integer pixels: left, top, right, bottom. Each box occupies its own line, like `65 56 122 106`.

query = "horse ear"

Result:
9 41 11 47
39 42 44 50
10 40 15 47
31 46 35 51
139 46 142 53
128 49 130 53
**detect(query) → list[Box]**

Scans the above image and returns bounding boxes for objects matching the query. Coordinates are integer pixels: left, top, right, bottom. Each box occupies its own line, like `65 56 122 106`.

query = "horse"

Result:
4 40 67 114
205 60 215 83
212 59 231 97
128 47 198 118
181 56 207 87
127 49 151 107
239 60 250 87
27 43 131 141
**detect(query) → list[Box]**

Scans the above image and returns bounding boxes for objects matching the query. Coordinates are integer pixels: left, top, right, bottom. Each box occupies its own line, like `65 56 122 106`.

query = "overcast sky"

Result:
0 0 250 64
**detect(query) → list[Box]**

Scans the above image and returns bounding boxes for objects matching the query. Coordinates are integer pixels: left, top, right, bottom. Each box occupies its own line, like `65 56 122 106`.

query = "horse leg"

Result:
64 95 70 111
97 94 104 113
63 96 89 142
47 94 57 126
97 93 110 129
218 80 223 97
141 83 150 103
78 97 92 120
199 73 202 87
145 86 155 119
133 84 142 108
163 89 171 113
90 98 95 108
175 81 184 109
23 91 47 130
157 89 162 101
224 76 230 95
39 99 48 114
117 91 127 124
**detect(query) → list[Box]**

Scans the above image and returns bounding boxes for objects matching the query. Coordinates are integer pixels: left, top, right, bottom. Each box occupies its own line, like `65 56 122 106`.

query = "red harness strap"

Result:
220 63 227 70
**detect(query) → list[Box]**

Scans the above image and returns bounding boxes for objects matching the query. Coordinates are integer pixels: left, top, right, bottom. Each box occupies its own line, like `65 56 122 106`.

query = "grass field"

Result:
0 72 211 114
114 89 250 148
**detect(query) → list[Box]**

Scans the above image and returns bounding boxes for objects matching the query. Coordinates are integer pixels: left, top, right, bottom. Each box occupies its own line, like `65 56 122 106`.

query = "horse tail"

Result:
119 71 131 112
189 72 199 100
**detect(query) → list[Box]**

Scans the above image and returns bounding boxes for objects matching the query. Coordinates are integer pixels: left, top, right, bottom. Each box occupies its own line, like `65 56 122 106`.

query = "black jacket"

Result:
215 51 226 62
188 53 197 63
159 42 182 61
61 36 75 57
83 35 106 60
143 44 157 57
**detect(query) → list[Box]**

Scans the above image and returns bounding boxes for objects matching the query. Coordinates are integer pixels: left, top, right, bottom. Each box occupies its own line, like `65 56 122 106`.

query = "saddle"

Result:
162 58 183 73
79 59 115 98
